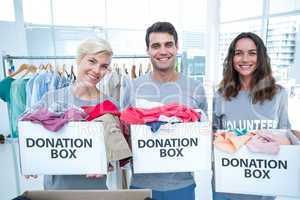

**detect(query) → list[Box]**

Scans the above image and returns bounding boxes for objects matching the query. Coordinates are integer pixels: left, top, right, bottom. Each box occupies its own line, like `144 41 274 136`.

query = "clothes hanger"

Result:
146 63 152 73
70 65 76 81
20 64 38 78
131 64 137 79
28 64 37 74
55 64 65 76
115 63 120 75
10 64 38 79
38 63 45 71
62 64 67 76
123 64 128 75
45 63 53 72
9 64 30 78
64 64 70 78
139 63 143 76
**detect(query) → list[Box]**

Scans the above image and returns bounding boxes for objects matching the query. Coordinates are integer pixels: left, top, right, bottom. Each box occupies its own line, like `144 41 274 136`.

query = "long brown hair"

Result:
218 32 279 103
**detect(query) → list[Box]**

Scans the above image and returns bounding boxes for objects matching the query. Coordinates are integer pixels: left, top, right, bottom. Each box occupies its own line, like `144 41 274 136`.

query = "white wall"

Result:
0 20 27 136
25 28 55 56
0 0 27 136
0 0 29 198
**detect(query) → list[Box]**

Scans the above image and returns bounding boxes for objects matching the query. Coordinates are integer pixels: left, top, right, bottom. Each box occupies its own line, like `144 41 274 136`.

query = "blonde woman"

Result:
36 38 117 189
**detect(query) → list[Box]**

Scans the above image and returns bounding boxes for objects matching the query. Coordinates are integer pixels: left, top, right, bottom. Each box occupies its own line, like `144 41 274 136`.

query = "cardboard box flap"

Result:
23 190 152 200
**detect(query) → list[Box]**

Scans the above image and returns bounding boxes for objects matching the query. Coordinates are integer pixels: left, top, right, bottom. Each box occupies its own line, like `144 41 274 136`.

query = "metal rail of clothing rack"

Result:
2 54 151 77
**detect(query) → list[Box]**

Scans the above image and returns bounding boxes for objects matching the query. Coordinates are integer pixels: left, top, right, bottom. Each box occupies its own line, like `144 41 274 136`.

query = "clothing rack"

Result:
2 54 152 78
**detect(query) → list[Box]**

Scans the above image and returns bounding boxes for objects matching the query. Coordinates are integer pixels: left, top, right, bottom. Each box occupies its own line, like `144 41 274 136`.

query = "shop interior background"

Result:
0 0 299 200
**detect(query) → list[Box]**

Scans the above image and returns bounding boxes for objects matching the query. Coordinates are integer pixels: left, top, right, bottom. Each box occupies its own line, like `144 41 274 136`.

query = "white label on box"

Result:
214 146 300 197
18 121 107 175
131 122 211 173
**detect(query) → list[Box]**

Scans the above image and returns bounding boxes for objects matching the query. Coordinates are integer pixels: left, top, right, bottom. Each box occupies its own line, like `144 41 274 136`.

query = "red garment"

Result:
81 100 120 121
120 103 201 124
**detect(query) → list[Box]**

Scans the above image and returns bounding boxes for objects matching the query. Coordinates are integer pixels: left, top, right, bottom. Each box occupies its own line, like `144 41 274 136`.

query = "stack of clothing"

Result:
214 129 291 155
120 103 202 133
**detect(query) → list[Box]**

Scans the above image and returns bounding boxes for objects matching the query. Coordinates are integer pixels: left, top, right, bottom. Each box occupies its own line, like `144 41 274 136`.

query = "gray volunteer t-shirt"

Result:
122 73 207 191
34 86 118 190
213 88 291 131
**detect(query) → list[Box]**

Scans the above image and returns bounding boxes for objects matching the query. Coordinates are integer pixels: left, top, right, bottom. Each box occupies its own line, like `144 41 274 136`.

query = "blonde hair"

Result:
76 38 113 63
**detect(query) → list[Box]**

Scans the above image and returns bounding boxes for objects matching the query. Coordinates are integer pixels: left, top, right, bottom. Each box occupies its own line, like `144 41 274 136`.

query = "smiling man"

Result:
122 22 207 200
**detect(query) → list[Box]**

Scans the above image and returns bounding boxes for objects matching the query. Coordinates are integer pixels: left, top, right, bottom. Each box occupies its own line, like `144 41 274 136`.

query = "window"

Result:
267 16 298 83
23 0 51 24
220 0 263 22
26 27 55 56
54 28 105 55
0 0 15 22
269 0 300 14
106 29 145 55
52 0 105 26
148 0 181 29
182 0 207 31
23 0 208 81
107 0 148 29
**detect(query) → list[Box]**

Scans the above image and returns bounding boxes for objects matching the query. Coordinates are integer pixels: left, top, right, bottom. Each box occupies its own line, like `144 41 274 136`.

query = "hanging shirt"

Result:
49 72 69 91
0 77 15 136
49 72 62 91
25 73 38 110
60 75 69 88
10 78 29 137
30 72 53 106
0 77 14 102
98 71 121 101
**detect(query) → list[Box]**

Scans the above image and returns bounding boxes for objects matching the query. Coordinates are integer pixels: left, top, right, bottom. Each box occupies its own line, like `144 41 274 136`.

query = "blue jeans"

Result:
130 184 196 200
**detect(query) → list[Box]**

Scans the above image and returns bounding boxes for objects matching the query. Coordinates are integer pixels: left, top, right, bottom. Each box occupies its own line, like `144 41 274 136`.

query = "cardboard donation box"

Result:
18 121 107 175
22 190 152 200
214 130 300 197
131 122 211 173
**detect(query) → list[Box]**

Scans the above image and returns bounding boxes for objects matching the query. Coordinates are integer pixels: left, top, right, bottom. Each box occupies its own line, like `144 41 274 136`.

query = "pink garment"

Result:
246 134 280 155
20 107 87 132
120 103 201 124
255 130 291 145
246 130 291 155
81 100 120 121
